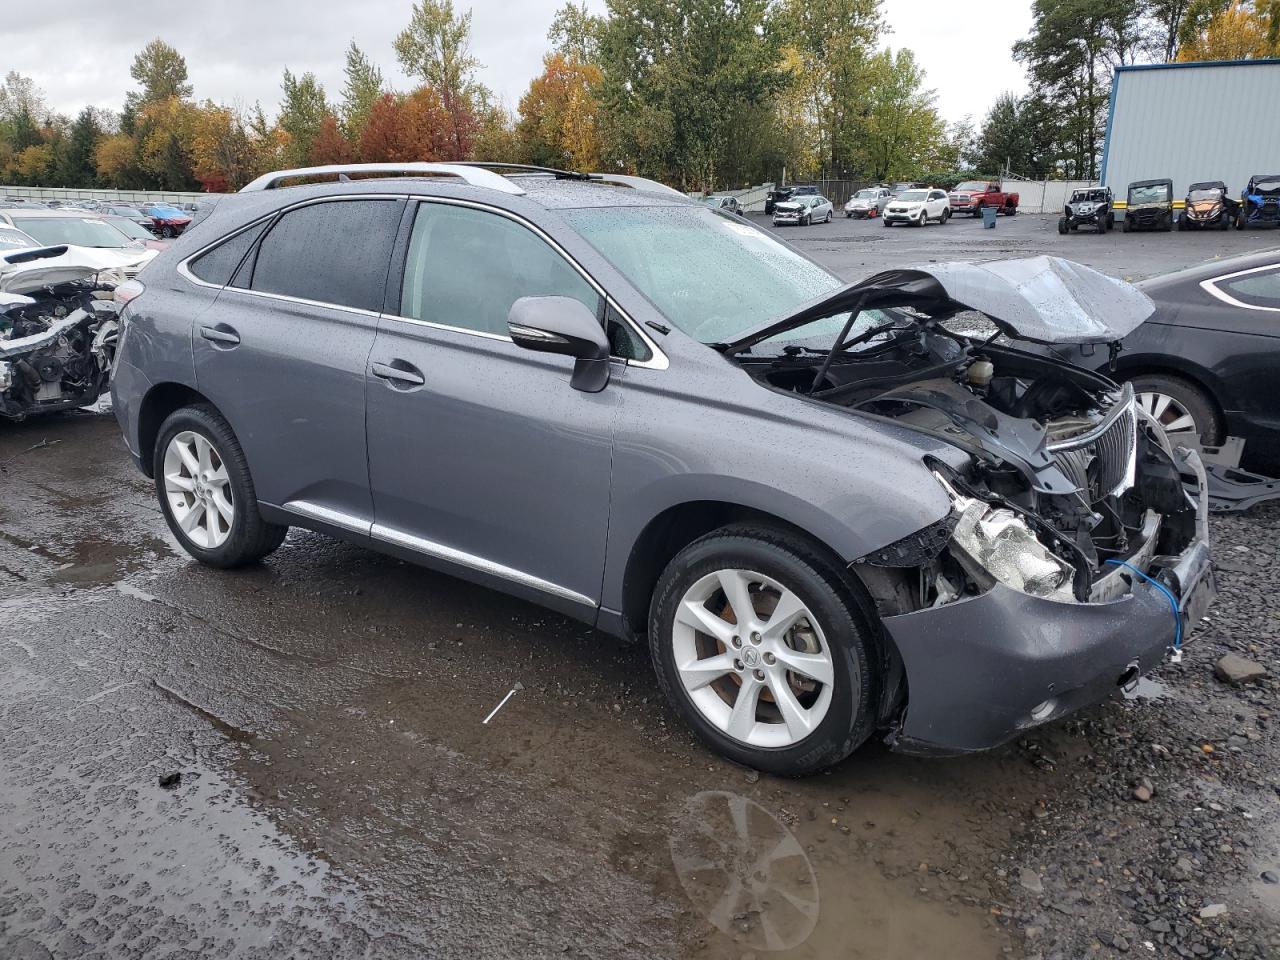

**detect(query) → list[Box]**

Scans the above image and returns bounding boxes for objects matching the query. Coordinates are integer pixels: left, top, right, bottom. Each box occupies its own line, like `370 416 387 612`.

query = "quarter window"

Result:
249 199 402 312
189 221 268 286
1213 267 1280 309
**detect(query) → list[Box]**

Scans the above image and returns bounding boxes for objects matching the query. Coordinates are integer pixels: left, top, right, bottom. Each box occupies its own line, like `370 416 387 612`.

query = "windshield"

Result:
107 217 155 240
565 205 841 343
1253 179 1280 193
145 206 184 217
1072 191 1105 202
1128 185 1169 204
111 206 146 218
0 225 37 249
13 216 139 249
953 181 986 192
854 189 876 199
897 190 928 202
1188 189 1222 202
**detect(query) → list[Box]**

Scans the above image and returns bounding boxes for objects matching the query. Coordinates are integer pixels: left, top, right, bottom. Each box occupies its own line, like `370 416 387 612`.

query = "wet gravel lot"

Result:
2 215 1279 959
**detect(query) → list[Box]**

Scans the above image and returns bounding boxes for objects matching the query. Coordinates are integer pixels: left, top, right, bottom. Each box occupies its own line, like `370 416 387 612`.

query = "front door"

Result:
365 200 618 615
192 197 404 524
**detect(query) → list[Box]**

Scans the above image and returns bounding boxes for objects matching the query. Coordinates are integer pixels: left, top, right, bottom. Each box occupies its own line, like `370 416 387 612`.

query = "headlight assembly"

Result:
950 500 1074 599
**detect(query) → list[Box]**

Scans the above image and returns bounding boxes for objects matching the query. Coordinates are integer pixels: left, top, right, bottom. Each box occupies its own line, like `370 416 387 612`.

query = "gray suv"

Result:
112 162 1215 775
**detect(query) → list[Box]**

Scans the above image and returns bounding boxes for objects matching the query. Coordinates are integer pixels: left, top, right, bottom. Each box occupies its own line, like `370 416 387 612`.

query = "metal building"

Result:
1101 59 1280 212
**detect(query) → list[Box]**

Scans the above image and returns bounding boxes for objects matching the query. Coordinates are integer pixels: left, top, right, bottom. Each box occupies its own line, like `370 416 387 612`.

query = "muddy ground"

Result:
2 218 1279 959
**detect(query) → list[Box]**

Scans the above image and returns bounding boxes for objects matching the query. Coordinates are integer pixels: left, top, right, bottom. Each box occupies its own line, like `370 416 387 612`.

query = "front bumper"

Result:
773 213 802 224
883 209 918 222
881 452 1216 756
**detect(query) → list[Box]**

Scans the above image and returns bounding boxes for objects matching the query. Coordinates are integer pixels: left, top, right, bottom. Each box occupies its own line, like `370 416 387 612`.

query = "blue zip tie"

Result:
1105 559 1182 651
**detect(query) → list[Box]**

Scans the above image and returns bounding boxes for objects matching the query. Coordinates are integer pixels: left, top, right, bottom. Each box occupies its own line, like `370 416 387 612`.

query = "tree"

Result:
394 0 486 158
125 39 193 126
54 107 104 187
134 96 199 189
0 71 46 126
858 48 946 181
191 103 266 191
15 143 54 184
517 53 603 169
777 0 885 177
95 133 140 188
358 90 455 163
340 42 384 144
549 2 605 62
279 69 329 167
310 113 354 165
1177 0 1279 59
1146 0 1195 60
597 0 784 189
971 93 1036 176
1013 0 1145 180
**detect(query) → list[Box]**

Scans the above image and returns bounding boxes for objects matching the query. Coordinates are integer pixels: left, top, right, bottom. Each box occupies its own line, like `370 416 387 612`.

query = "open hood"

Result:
0 243 156 295
723 256 1155 354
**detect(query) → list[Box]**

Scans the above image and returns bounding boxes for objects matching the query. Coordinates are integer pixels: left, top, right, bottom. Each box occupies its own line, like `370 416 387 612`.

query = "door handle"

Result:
371 360 425 387
199 324 240 346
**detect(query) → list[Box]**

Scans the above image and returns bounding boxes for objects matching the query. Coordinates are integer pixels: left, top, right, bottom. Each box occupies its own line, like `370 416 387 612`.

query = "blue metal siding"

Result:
1101 60 1280 199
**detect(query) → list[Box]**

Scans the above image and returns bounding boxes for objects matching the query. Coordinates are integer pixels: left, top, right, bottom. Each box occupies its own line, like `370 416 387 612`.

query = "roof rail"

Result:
239 162 526 195
588 173 688 198
451 161 598 181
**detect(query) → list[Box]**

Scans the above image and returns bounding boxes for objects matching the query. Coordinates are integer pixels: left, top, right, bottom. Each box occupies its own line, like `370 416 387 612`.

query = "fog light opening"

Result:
1117 661 1141 692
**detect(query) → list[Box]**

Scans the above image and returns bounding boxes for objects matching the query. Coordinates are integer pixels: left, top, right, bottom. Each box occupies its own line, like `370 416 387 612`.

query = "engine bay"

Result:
740 312 1199 606
0 280 119 421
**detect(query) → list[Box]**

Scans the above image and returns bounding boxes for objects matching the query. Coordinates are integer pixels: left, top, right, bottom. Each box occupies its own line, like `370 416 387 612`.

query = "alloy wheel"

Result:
672 568 834 748
1136 391 1199 438
162 430 235 548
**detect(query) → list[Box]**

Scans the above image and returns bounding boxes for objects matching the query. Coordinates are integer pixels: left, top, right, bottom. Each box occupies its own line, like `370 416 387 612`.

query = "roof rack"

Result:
238 161 689 200
239 162 526 195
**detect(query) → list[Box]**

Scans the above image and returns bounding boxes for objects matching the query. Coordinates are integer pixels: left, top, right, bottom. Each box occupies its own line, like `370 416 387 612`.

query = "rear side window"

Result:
189 221 268 286
1213 267 1280 309
250 199 401 312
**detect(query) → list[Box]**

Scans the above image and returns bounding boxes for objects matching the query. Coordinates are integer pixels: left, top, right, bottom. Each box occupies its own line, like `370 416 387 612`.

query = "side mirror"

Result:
508 296 612 393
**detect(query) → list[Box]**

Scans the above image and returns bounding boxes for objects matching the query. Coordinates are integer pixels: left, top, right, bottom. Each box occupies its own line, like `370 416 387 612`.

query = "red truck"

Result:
948 180 1019 217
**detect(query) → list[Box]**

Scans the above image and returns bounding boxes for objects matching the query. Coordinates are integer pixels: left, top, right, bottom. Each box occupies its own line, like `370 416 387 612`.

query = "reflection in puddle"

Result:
1123 676 1176 701
671 791 819 951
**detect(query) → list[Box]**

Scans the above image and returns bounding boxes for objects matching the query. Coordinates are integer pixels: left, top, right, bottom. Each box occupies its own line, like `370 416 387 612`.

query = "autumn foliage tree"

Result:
517 53 602 170
358 89 455 162
1177 0 1280 59
309 113 354 165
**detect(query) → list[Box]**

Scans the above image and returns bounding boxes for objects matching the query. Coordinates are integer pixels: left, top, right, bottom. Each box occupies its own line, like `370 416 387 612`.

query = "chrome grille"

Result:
1047 385 1137 501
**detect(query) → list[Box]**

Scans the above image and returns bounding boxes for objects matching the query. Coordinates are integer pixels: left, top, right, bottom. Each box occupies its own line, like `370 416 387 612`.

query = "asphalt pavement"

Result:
2 219 1278 959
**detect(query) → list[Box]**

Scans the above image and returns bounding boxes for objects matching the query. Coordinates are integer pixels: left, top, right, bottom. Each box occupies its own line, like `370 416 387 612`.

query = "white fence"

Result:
1003 180 1101 215
1 184 215 205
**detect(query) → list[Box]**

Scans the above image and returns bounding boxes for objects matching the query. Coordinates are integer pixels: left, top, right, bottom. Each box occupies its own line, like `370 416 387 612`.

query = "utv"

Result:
1179 181 1236 230
1122 179 1173 232
1058 187 1114 234
1236 174 1280 229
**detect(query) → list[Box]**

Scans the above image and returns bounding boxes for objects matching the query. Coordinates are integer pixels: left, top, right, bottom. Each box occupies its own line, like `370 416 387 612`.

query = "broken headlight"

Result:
932 471 1075 600
950 500 1074 599
0 361 12 392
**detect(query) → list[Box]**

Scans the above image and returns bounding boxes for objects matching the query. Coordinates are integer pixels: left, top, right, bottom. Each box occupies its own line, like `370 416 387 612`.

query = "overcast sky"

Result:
6 0 1033 127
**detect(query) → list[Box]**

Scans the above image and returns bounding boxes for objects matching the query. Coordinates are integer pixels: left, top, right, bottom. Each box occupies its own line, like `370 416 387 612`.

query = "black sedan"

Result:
1044 250 1280 472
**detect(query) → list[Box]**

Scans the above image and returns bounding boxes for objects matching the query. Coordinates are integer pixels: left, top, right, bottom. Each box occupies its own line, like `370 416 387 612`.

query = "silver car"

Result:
110 162 1214 776
772 194 833 226
844 187 891 218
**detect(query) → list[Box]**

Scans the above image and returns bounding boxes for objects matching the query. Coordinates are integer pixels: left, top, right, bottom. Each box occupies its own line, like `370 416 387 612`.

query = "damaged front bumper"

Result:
881 447 1216 756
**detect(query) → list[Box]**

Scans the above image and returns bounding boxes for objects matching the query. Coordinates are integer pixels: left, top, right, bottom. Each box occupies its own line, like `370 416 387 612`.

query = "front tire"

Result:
154 405 288 568
1058 217 1068 235
1129 374 1224 446
649 525 879 776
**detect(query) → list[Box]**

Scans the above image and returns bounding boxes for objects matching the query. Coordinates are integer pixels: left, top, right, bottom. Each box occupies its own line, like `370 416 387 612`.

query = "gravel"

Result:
991 503 1280 958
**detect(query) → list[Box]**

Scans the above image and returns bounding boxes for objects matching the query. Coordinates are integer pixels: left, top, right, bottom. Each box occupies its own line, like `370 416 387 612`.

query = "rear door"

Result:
364 199 621 616
191 196 404 526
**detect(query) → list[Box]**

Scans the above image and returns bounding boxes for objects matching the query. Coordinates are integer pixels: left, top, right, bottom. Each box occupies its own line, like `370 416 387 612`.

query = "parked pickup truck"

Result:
948 181 1019 217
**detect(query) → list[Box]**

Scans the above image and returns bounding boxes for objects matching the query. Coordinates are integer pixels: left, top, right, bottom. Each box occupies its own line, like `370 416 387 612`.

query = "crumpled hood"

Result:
0 244 156 294
724 256 1155 352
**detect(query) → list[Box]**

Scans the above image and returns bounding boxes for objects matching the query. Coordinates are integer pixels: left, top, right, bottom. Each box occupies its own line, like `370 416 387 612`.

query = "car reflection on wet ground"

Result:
0 412 1022 958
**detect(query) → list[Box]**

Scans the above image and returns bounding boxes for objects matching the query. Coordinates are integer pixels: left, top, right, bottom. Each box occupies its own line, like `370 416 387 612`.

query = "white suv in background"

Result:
883 188 951 227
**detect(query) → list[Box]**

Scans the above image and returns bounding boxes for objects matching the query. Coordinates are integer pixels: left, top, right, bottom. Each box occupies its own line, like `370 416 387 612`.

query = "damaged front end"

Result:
726 256 1217 754
0 245 121 420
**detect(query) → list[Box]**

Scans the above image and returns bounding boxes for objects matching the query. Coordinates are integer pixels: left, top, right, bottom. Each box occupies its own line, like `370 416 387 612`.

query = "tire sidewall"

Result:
153 406 265 566
648 533 874 776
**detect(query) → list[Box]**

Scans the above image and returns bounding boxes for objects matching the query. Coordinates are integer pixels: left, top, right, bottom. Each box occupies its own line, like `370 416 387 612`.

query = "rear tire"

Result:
153 405 288 568
1058 217 1068 235
648 525 880 776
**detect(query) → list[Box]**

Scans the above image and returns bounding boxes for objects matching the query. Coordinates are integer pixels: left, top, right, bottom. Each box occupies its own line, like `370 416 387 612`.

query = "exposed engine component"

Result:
741 308 1199 605
0 250 120 421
